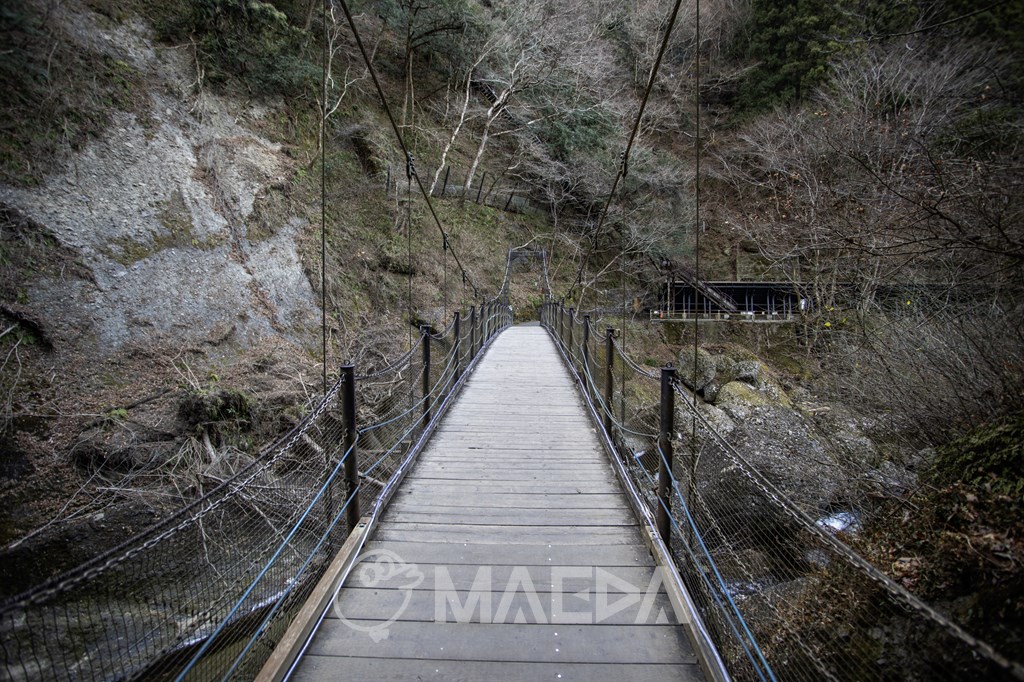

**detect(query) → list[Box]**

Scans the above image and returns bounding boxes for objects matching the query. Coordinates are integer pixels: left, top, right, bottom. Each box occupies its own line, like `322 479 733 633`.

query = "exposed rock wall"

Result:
0 5 319 358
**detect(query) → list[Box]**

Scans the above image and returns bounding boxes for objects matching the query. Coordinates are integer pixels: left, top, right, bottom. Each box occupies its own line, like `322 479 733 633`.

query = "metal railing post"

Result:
657 366 676 544
558 303 564 345
470 305 477 359
453 312 461 383
604 329 614 435
582 315 591 394
421 326 431 427
482 302 488 345
567 308 575 362
340 365 360 531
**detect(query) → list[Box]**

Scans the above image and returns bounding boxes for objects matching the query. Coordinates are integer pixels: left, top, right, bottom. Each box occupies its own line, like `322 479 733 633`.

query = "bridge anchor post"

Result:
558 303 564 343
421 326 432 428
470 306 477 359
453 312 461 383
582 315 591 396
340 365 360 532
604 329 614 437
656 365 676 544
481 302 488 346
567 308 575 361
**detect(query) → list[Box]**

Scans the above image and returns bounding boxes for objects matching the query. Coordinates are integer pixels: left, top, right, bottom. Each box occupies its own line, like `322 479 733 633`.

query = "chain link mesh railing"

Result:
540 301 1024 682
0 273 512 681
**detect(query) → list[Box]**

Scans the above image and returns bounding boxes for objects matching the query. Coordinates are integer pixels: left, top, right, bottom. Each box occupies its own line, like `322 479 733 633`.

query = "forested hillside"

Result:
1 0 1021 670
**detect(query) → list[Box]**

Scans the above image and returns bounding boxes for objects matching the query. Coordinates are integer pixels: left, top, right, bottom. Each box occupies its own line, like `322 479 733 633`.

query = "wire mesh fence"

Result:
1 280 512 681
540 301 1023 682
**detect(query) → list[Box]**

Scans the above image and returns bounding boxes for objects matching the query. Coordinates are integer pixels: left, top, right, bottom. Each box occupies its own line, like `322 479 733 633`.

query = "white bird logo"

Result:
333 549 424 641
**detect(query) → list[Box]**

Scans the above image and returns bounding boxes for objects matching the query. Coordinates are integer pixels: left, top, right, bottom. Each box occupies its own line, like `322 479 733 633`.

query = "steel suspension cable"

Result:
320 0 328 395
336 0 479 299
407 158 414 351
690 0 702 506
443 232 449 322
564 0 686 305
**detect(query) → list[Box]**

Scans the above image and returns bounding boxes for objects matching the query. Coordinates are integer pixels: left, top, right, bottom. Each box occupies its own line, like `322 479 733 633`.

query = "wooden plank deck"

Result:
291 325 705 681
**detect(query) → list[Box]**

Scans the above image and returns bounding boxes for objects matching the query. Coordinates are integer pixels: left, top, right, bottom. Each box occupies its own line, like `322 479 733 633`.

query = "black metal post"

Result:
340 365 360 531
480 302 487 348
567 308 575 360
656 366 676 544
561 303 569 346
470 305 477 359
453 312 461 383
504 184 516 211
604 329 614 435
582 315 591 392
421 326 431 427
480 302 487 347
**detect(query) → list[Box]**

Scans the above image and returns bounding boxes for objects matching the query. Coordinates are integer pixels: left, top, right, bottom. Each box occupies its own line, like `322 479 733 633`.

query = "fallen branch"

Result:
82 388 179 430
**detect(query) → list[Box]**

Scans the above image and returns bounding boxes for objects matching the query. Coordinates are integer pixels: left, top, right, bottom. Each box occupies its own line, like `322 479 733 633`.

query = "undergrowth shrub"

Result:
158 0 317 98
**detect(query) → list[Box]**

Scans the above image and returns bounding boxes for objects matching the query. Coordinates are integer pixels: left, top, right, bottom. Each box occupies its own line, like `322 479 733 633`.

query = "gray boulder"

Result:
677 347 716 391
732 360 762 385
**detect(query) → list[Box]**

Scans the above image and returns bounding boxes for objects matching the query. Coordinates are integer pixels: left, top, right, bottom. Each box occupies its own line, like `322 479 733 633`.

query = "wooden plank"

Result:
360 540 655 567
388 492 631 510
373 524 639 546
399 481 620 494
329 586 678 625
384 509 635 526
306 621 696 665
343 564 662 593
292 656 705 682
410 470 613 480
415 460 609 469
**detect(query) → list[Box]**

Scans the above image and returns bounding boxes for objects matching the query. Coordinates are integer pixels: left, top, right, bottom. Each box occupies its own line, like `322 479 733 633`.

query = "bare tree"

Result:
710 37 1024 441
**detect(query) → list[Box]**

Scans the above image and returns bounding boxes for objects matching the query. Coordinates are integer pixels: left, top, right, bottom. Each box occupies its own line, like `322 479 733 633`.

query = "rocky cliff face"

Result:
0 1 333 585
1 4 319 359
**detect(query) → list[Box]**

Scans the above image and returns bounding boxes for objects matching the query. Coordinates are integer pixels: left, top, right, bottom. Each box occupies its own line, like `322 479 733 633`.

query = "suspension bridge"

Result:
2 0 1021 676
1 249 1021 681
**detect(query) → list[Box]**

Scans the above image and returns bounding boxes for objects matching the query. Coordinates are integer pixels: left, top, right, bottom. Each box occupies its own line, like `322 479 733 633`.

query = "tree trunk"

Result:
462 123 491 205
429 73 473 195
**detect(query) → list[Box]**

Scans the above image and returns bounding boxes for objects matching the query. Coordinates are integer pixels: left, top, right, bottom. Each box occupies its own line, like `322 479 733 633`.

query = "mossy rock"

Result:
934 413 1024 499
178 388 252 426
714 378 793 418
716 381 772 409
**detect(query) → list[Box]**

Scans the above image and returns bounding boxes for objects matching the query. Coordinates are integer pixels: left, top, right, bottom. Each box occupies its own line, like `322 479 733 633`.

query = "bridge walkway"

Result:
291 325 705 681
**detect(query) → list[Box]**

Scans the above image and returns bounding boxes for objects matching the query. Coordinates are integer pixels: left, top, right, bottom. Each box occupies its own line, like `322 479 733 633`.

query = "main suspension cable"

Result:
336 0 479 300
320 0 328 395
407 156 414 351
691 0 702 485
